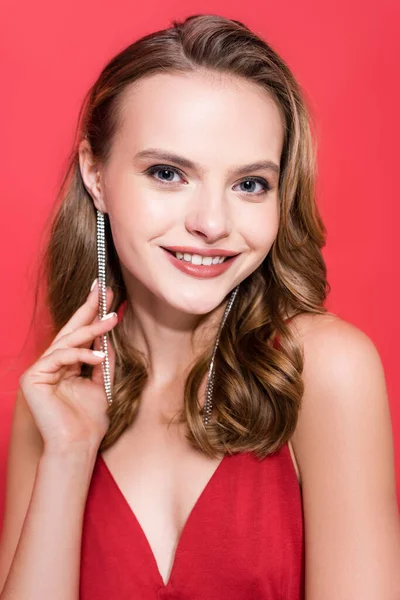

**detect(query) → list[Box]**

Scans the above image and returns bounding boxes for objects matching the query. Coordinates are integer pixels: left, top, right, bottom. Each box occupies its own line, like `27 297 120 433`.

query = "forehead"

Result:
115 70 285 165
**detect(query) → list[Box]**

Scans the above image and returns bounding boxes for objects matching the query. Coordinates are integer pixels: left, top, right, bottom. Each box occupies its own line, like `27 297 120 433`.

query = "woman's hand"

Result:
18 280 118 455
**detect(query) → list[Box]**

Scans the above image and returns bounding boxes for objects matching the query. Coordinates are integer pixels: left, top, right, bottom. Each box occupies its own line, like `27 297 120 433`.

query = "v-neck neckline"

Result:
97 452 228 590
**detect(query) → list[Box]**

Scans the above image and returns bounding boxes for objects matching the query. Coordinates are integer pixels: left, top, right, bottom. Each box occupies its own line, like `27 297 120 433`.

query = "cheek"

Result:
107 175 178 237
239 200 280 251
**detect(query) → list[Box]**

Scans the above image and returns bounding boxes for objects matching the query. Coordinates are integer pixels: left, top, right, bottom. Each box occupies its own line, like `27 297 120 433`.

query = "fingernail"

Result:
100 312 117 321
93 350 105 358
90 278 98 292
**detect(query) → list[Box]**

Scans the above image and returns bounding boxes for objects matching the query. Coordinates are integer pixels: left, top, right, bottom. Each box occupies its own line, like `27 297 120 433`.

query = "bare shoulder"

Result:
286 312 400 599
288 311 388 400
288 309 374 352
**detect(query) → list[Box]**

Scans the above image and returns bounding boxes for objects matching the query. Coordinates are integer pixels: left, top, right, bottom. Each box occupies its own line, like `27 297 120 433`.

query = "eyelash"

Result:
144 164 271 195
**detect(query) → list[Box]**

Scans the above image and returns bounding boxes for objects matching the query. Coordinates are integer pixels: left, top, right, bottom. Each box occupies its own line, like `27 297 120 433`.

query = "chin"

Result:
168 288 237 317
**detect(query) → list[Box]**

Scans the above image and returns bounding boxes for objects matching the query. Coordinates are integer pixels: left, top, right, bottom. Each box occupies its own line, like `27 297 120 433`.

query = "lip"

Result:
162 247 239 278
161 245 239 257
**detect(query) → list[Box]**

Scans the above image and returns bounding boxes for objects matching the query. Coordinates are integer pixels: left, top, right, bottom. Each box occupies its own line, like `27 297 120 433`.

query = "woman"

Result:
1 13 399 600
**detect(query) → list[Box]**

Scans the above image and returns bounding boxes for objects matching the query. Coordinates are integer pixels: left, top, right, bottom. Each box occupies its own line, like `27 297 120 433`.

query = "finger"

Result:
21 347 108 386
43 286 114 359
42 311 118 360
52 283 114 345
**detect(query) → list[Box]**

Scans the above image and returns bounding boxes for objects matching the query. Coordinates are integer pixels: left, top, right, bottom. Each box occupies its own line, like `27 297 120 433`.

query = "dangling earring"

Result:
96 209 240 420
96 209 113 406
202 284 240 425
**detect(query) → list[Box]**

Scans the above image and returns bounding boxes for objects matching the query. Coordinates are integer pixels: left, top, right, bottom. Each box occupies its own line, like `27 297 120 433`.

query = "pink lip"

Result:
162 248 239 278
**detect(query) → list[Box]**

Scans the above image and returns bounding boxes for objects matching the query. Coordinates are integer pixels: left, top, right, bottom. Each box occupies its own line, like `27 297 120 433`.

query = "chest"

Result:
81 439 304 599
100 422 224 586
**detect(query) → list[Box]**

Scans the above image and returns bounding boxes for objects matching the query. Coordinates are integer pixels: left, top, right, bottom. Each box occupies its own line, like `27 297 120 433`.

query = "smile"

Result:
161 248 239 279
168 250 228 265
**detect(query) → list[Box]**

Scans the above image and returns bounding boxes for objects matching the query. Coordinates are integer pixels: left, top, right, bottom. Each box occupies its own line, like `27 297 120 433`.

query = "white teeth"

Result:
191 254 203 265
173 251 226 265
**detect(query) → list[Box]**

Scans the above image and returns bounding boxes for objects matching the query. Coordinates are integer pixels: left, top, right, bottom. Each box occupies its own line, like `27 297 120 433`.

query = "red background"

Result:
0 0 399 522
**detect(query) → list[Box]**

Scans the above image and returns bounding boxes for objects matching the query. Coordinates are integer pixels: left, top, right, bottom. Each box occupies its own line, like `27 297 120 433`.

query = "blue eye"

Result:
145 165 271 195
235 177 271 194
146 165 184 183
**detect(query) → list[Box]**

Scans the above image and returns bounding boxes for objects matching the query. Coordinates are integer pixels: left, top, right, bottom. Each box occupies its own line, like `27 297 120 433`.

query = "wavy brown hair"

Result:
27 13 330 459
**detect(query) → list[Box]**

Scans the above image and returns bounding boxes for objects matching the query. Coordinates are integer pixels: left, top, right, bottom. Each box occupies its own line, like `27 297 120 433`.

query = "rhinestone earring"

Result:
95 209 240 422
96 209 113 406
202 284 239 425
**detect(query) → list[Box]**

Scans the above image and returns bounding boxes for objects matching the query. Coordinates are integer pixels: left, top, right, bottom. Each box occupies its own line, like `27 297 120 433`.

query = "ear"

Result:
78 138 107 213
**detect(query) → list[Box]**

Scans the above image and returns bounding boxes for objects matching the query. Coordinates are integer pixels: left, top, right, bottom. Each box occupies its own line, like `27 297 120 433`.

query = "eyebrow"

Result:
134 148 280 177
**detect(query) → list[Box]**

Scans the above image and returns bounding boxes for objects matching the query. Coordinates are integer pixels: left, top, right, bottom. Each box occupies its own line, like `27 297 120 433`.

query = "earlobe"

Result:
78 139 106 213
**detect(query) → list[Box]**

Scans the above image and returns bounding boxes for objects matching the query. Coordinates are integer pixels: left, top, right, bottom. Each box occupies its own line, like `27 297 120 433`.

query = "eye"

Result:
144 165 271 195
234 177 271 195
145 165 185 184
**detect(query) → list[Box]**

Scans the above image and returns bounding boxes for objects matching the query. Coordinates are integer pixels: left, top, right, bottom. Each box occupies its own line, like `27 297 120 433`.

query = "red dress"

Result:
80 442 305 599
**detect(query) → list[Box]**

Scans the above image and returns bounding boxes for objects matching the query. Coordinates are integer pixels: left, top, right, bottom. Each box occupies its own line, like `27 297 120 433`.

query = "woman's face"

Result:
82 70 284 316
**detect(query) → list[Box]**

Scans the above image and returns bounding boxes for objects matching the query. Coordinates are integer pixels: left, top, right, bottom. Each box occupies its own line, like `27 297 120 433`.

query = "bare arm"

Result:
290 314 400 599
0 282 117 599
1 448 97 600
0 388 98 600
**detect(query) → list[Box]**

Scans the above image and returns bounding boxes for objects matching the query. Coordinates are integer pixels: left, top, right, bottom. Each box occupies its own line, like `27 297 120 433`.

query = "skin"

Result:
80 69 284 394
288 313 400 598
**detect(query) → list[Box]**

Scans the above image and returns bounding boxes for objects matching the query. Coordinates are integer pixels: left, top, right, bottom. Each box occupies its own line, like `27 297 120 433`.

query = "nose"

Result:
185 184 232 243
